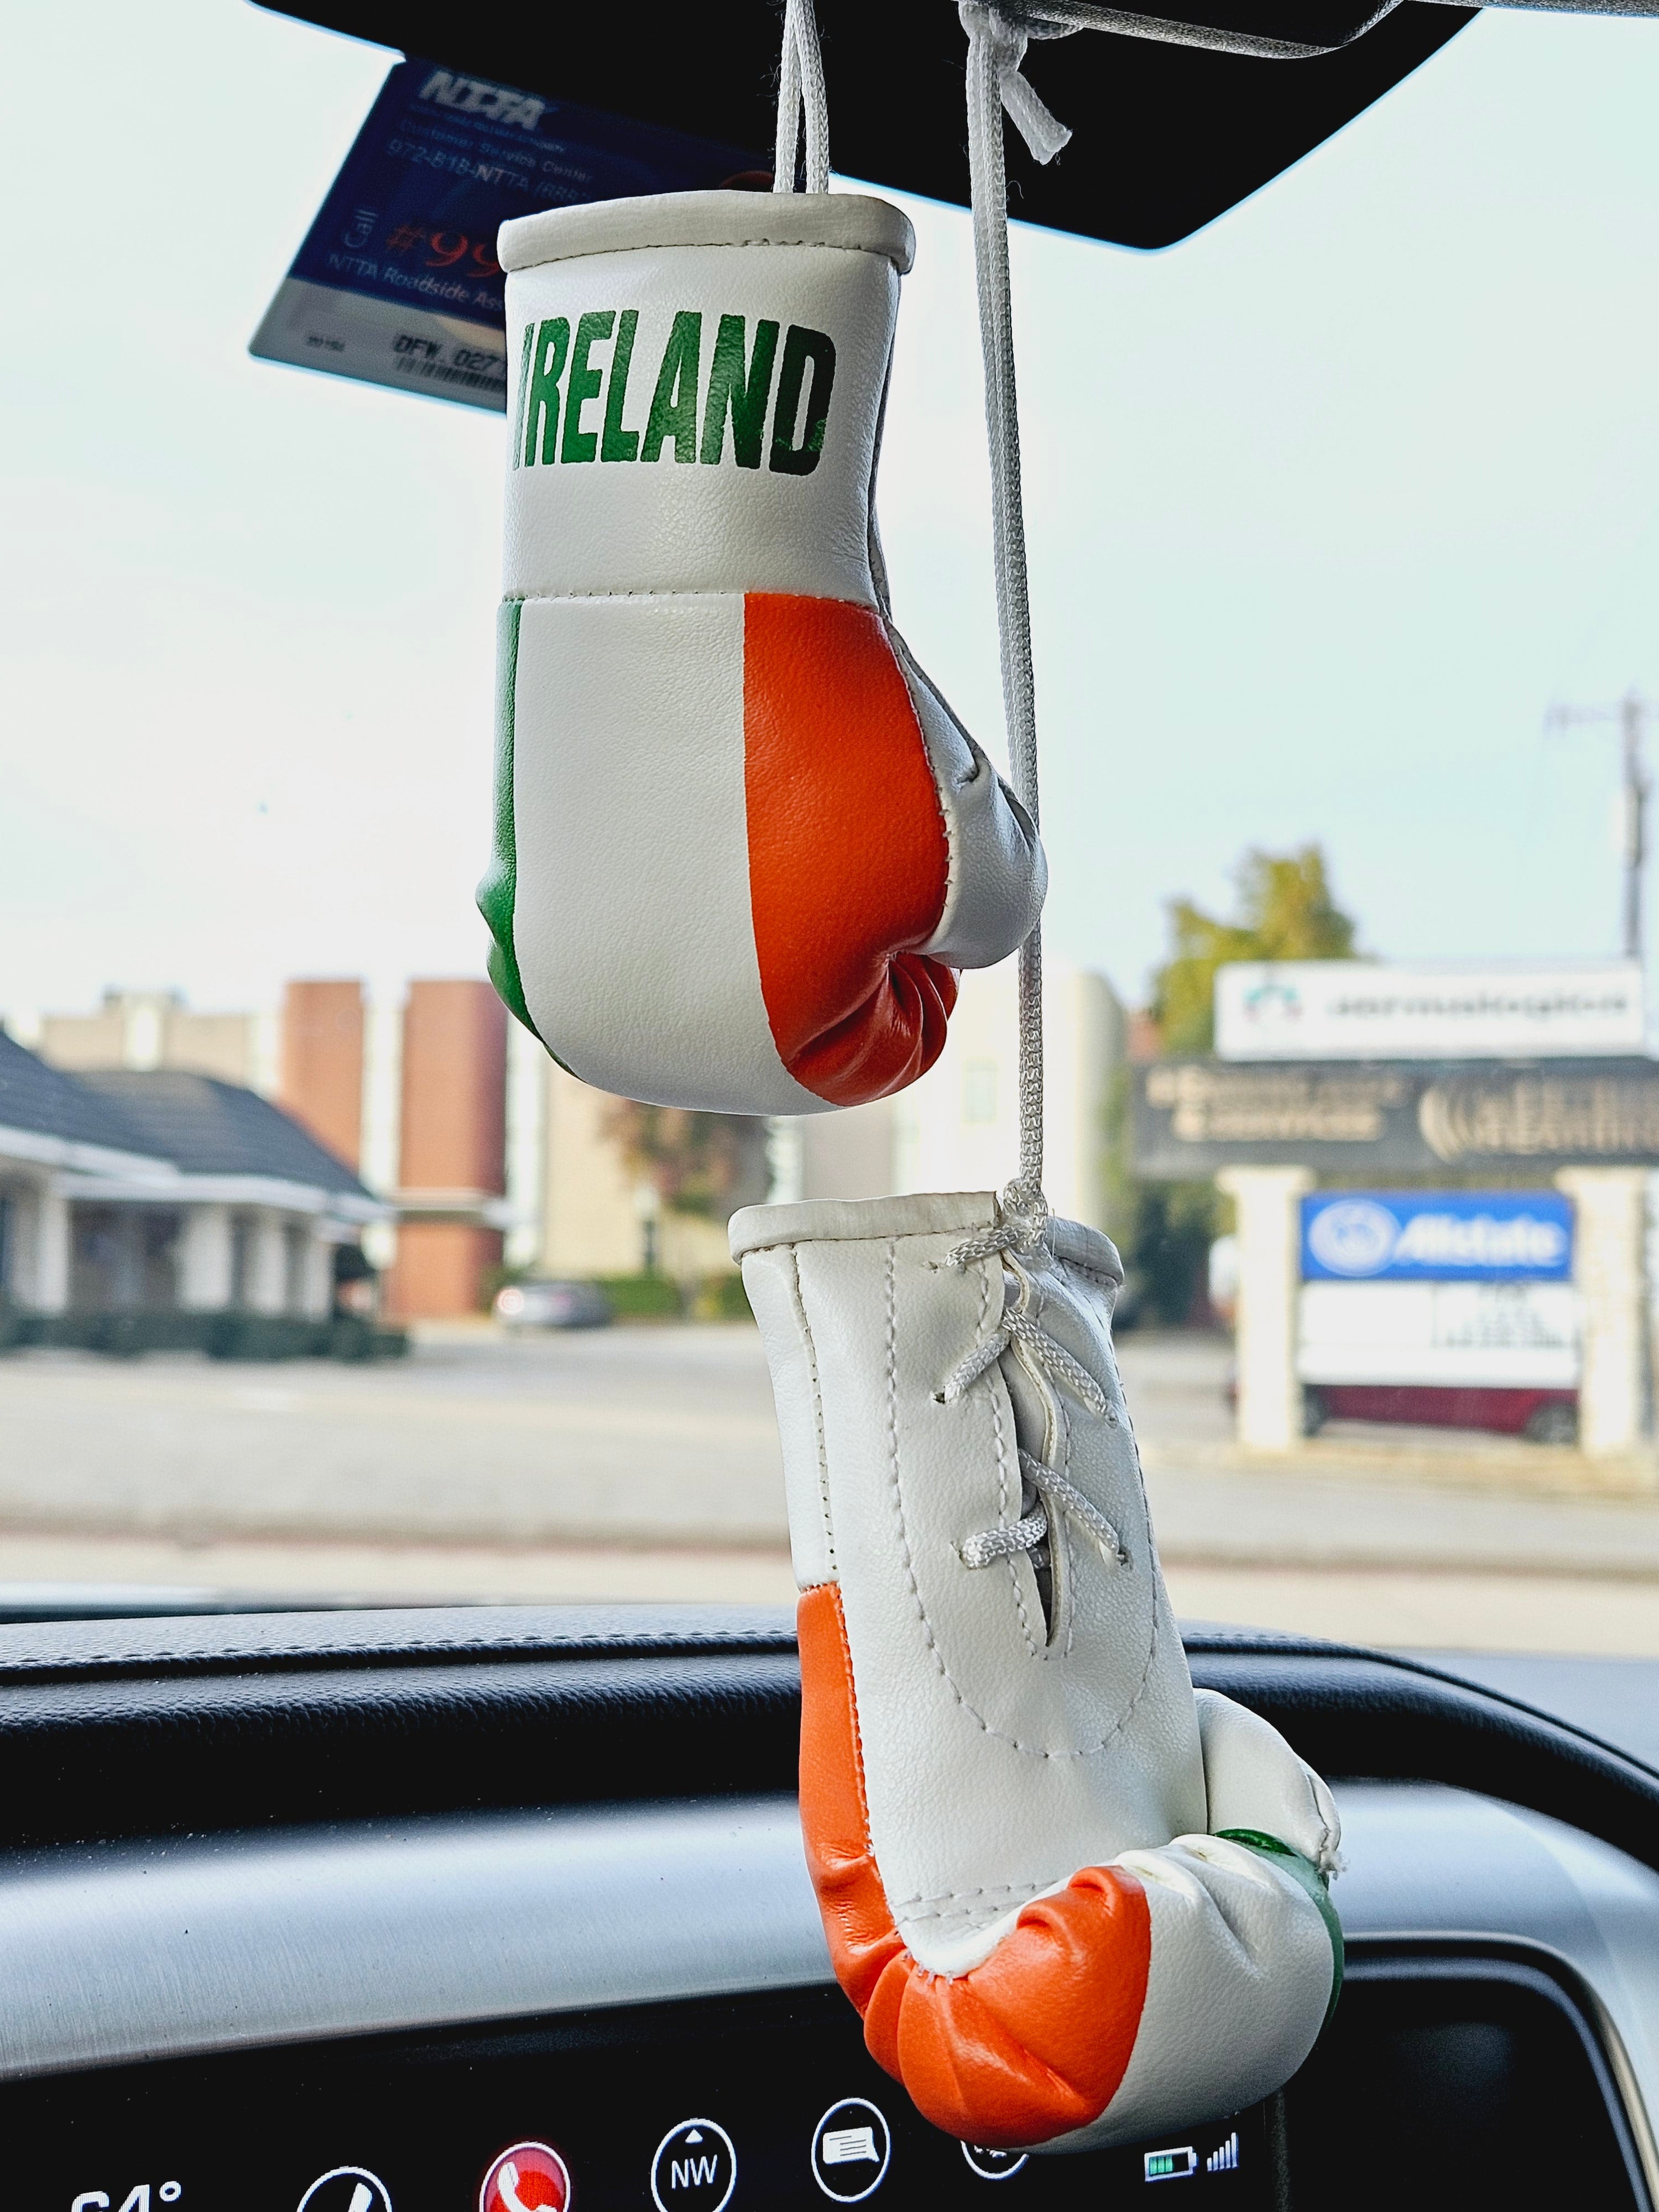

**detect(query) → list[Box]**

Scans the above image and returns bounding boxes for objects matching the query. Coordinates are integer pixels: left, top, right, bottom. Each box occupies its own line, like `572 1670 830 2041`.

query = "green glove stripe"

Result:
478 598 545 1047
1216 1827 1344 2026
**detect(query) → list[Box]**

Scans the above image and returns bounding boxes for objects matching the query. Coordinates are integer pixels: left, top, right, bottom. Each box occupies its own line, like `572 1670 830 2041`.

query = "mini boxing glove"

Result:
732 1191 1343 2151
484 191 1045 1113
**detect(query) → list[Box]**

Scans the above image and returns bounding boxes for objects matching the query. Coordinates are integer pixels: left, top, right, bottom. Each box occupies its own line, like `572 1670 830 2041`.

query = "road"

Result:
1 1324 1657 1652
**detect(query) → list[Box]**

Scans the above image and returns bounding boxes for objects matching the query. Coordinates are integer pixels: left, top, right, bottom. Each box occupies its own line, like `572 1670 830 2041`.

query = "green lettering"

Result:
601 308 640 463
770 325 837 477
700 315 779 468
561 310 613 464
523 317 569 467
510 321 534 469
641 311 703 464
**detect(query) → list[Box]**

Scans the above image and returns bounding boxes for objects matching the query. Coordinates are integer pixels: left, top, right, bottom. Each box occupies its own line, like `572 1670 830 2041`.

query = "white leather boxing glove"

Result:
484 191 1045 1113
731 1191 1342 2151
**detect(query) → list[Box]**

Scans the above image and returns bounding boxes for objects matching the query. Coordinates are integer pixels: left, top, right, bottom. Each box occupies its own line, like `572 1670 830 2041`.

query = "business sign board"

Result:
1300 1191 1573 1284
1298 1188 1578 1391
1297 1281 1581 1390
251 60 761 411
1134 1057 1659 1177
1216 962 1645 1062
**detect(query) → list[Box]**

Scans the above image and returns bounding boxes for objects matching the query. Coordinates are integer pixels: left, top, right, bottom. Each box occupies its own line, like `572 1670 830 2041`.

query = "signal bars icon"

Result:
1207 2133 1240 2175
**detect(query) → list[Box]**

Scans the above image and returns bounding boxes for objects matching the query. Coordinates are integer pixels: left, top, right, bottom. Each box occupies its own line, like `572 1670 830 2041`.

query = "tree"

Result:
1117 846 1363 1327
1151 845 1360 1055
601 1102 770 1225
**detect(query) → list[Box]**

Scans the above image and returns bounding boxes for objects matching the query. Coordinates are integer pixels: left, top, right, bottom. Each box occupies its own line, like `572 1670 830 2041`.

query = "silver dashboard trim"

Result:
0 1798 831 2080
1574 1953 1659 2207
1329 1782 1659 2207
0 1778 1655 2201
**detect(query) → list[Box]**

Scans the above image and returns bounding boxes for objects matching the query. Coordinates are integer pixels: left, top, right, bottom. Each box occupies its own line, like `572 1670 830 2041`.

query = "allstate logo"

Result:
1307 1198 1399 1277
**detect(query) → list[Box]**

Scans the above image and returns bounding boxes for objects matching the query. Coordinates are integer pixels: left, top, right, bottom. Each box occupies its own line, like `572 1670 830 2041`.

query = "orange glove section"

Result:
744 595 958 1107
796 1582 1153 2148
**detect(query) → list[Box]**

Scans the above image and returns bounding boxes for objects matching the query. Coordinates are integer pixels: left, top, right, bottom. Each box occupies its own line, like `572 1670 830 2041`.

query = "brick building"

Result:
25 963 1123 1319
384 981 508 1321
278 980 366 1171
36 979 514 1322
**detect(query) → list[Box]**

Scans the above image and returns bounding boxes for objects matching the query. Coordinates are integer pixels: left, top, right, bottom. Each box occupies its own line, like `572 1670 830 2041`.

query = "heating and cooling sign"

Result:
1300 1191 1573 1284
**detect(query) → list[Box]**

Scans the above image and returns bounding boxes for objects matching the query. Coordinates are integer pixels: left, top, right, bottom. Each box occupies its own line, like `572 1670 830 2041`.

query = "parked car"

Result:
1223 1370 1580 1444
494 1279 613 1330
1302 1383 1579 1446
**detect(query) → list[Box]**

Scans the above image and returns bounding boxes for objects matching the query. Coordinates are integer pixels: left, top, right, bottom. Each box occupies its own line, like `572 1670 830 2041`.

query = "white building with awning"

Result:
0 1030 386 1323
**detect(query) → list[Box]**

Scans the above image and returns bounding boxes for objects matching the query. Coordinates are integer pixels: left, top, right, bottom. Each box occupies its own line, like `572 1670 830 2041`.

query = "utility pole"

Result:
1546 690 1651 965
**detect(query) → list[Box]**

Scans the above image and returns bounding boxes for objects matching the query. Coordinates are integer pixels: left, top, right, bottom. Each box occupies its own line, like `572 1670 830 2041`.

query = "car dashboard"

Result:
0 1607 1653 2212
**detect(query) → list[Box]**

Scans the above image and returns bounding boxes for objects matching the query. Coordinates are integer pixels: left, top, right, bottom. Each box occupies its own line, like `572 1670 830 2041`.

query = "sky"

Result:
4 1 1659 1026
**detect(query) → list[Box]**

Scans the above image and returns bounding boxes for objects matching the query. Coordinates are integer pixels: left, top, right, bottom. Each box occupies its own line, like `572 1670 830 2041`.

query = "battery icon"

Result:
1144 2146 1199 2182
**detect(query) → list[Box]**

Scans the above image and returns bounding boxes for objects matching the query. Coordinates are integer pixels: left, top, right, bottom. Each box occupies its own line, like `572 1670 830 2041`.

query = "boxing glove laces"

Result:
483 113 1046 1111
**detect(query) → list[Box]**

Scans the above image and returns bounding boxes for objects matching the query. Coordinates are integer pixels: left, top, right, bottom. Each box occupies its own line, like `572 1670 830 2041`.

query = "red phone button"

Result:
479 2143 573 2212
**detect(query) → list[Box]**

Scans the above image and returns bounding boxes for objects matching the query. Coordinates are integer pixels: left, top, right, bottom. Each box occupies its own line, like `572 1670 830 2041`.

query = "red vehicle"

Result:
1302 1384 1578 1446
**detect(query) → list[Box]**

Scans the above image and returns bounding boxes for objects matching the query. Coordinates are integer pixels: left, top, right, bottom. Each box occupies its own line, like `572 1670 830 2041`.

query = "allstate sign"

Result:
1300 1191 1573 1282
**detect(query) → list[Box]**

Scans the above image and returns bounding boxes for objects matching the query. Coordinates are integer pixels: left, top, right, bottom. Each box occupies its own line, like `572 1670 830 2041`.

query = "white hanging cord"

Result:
774 0 830 194
959 2 1070 1220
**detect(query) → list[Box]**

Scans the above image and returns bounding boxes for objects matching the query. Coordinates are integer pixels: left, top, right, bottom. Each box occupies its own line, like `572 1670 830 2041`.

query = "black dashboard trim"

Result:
0 1607 1653 1869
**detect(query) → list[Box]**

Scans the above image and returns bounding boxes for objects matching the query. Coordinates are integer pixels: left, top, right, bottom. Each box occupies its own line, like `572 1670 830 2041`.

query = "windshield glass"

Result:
4 0 1658 1658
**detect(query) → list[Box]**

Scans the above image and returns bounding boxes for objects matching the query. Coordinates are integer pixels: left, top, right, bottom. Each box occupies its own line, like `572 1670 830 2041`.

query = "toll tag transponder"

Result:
250 58 764 412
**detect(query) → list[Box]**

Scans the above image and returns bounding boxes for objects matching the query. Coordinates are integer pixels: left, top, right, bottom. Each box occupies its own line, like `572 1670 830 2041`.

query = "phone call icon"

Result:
479 2143 572 2212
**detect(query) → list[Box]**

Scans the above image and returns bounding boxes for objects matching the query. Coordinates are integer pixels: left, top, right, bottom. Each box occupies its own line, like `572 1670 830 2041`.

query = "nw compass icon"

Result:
650 2119 737 2212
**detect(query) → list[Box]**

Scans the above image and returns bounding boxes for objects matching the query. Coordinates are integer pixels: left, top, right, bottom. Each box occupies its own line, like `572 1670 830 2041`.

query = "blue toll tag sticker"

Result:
251 58 765 411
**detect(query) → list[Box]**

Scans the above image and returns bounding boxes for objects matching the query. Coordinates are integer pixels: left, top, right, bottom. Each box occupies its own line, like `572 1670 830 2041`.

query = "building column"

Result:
25 1182 71 1313
176 1204 234 1311
504 1024 547 1273
538 1062 645 1279
1557 1167 1650 1459
1217 1166 1313 1454
244 1211 289 1316
303 1230 335 1319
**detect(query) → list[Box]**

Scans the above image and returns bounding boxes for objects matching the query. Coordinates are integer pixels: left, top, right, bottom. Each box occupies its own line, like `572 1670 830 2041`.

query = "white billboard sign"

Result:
1297 1280 1581 1390
1215 961 1646 1062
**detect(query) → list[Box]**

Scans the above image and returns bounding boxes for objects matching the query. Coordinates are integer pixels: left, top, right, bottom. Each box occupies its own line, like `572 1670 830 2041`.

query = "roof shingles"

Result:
75 1071 367 1196
0 1032 156 1158
0 1033 369 1198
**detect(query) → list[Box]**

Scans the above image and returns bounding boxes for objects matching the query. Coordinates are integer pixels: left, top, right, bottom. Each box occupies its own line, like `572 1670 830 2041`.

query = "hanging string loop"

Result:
958 2 1071 1218
774 0 831 193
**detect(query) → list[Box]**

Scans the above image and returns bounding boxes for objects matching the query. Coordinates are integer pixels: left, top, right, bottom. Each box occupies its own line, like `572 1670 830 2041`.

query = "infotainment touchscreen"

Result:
7 1987 1275 2212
